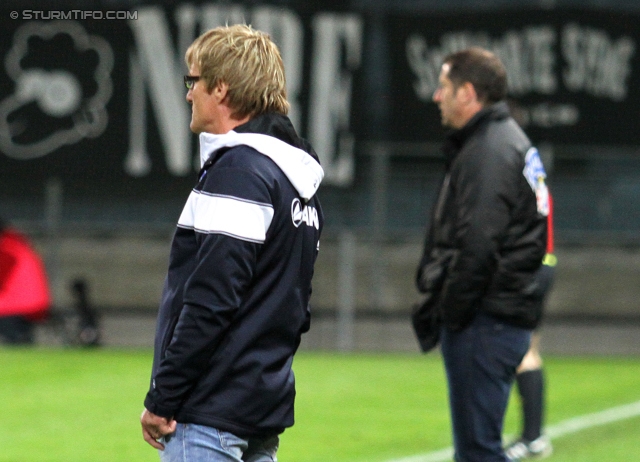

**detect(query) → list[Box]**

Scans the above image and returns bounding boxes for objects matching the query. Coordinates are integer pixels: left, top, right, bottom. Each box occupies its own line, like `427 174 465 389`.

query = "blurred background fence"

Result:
2 0 640 353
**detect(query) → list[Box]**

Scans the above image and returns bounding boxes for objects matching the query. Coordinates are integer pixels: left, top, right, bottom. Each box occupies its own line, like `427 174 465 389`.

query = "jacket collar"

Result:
198 113 324 201
442 101 511 163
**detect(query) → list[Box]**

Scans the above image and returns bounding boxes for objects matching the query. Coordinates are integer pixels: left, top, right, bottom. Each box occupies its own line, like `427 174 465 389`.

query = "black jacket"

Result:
144 113 324 438
417 102 548 331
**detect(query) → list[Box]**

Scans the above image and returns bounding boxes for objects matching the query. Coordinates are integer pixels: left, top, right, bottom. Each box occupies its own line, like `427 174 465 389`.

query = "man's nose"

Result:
432 88 441 102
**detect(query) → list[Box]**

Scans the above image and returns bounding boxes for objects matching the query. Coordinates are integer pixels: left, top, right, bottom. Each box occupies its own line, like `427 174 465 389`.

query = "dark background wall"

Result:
2 0 639 242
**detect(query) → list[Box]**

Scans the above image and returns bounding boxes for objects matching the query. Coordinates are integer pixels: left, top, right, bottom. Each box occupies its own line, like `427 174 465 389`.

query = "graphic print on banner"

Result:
388 9 638 144
0 21 113 159
0 3 364 189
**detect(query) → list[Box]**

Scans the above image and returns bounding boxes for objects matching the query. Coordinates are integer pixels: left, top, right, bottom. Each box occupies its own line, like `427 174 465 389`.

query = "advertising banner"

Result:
0 1 364 219
388 9 639 144
1 5 638 221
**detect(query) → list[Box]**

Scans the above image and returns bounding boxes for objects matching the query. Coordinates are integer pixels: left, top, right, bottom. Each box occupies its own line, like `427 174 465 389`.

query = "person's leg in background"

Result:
505 332 553 460
505 261 556 460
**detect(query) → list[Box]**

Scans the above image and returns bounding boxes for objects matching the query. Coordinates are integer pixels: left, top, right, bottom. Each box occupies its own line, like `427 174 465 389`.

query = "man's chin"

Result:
189 122 201 134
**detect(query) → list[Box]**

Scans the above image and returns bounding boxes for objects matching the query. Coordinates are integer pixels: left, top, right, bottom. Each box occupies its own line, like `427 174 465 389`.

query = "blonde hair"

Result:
185 24 289 119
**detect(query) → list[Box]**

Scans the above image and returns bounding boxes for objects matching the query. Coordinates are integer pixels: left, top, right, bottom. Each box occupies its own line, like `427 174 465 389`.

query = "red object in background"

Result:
0 228 51 320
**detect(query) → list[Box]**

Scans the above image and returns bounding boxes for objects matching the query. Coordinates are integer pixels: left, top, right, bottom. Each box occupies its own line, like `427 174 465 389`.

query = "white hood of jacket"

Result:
199 131 324 201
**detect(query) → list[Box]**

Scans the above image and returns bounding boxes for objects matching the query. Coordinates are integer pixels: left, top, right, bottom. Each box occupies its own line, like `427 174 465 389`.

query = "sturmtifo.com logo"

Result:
10 10 137 20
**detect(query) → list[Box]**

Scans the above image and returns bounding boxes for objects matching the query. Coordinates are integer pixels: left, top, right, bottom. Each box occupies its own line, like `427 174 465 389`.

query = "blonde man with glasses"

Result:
140 25 324 462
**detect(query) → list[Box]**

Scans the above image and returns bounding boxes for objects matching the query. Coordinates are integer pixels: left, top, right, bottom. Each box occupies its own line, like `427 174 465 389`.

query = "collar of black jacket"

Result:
442 101 511 163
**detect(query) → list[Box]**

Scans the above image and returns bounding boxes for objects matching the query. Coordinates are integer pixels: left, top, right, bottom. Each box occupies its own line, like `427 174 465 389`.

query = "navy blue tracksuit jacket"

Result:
145 113 324 438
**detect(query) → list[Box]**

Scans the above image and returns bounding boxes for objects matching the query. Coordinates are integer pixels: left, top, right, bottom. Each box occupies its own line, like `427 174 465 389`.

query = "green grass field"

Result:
0 348 639 461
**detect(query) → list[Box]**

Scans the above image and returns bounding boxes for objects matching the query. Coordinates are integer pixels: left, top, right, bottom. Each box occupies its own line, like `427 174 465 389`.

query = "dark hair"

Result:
443 47 507 104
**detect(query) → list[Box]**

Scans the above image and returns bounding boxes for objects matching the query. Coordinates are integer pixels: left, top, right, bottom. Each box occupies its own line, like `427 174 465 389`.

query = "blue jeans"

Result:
441 313 531 462
159 423 279 462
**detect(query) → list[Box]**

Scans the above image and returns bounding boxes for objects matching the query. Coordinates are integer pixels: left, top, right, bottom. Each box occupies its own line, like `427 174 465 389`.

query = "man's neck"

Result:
455 101 484 129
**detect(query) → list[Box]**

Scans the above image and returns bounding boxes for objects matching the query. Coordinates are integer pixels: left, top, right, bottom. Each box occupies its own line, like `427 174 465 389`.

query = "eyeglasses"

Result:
184 75 200 90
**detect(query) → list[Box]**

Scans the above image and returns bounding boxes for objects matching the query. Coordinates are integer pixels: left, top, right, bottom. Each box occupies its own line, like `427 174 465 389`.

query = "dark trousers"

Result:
441 313 531 462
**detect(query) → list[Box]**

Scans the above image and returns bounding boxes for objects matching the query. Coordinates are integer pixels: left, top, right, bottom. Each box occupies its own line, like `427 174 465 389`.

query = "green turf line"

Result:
385 400 640 462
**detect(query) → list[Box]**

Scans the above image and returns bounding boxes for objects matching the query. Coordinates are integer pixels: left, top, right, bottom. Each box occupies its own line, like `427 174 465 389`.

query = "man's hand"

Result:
141 408 177 450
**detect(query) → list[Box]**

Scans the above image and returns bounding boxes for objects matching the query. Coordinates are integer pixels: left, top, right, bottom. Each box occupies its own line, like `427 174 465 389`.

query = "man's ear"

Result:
458 82 478 105
212 81 229 103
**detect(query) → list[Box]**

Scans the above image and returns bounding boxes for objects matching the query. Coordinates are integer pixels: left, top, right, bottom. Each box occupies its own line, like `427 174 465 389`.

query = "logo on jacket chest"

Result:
291 198 319 229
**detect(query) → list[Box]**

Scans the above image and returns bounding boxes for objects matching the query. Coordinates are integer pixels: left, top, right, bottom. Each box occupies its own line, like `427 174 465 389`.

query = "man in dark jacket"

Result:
414 48 548 461
140 25 324 462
